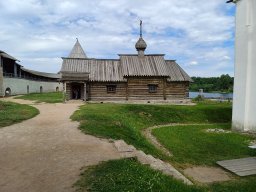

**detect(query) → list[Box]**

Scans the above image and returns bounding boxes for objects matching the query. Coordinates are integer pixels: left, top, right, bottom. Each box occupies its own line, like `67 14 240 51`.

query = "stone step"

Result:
113 139 193 185
114 140 136 152
135 150 149 164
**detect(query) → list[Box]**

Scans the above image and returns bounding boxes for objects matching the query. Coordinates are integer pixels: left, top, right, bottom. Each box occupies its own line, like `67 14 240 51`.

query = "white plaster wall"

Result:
3 77 63 96
232 0 256 132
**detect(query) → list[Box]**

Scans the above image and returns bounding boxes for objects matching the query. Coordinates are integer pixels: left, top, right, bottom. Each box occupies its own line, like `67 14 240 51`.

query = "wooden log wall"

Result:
89 82 126 101
65 80 189 101
127 77 165 100
165 81 189 99
65 83 71 100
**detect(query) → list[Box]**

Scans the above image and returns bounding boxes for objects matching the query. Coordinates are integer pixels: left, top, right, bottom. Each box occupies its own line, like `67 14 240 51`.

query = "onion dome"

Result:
135 20 147 56
135 37 147 51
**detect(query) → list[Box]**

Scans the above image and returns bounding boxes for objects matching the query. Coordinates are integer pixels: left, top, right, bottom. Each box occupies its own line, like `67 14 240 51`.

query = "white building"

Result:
230 0 256 132
0 50 62 97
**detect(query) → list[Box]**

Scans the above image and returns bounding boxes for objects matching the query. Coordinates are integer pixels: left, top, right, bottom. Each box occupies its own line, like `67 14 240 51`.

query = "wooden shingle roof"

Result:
68 39 87 59
61 55 192 82
120 55 169 77
61 58 124 82
165 60 193 82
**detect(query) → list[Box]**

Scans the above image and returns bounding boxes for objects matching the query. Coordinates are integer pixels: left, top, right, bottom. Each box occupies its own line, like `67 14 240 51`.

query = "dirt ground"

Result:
0 98 121 192
184 166 231 183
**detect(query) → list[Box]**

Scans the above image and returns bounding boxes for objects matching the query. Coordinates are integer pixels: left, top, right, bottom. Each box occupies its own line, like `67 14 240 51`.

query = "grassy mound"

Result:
72 102 256 192
71 102 232 159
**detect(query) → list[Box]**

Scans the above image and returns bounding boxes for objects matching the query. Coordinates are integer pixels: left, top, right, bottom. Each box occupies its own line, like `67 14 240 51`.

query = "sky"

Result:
0 0 236 77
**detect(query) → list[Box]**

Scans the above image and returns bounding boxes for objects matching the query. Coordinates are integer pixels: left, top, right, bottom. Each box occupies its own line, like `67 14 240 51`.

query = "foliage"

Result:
192 95 204 102
190 74 234 93
15 92 63 103
152 124 256 166
71 103 232 159
74 158 206 192
0 100 39 128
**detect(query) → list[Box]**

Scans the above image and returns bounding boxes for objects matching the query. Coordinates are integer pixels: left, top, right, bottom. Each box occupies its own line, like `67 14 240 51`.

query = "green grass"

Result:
0 100 39 128
15 92 63 103
71 102 232 159
74 158 206 192
152 124 256 166
74 158 256 192
209 176 256 192
72 101 256 191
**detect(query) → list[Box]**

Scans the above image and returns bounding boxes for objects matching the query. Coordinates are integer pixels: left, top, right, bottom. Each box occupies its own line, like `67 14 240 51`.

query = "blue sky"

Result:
0 0 236 77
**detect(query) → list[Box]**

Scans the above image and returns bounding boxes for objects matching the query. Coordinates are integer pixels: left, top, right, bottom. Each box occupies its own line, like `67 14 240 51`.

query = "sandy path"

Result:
0 99 121 192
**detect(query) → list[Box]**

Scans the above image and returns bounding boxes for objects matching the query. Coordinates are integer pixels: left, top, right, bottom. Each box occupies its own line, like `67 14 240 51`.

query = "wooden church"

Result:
60 23 192 101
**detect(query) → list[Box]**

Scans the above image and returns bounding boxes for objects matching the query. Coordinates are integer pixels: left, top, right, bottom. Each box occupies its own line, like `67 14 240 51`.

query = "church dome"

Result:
135 37 147 51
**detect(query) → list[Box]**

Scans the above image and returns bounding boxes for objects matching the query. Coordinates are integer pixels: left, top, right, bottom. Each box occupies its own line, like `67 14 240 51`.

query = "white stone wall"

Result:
232 0 256 132
2 77 63 96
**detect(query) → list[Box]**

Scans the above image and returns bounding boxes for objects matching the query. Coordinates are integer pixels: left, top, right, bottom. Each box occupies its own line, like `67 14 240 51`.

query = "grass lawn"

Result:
71 102 232 160
74 158 206 192
72 101 256 191
152 124 256 167
0 100 39 128
15 92 63 103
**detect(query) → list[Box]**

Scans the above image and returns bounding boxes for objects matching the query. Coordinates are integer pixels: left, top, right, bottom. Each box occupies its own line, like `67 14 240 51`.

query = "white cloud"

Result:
189 61 199 66
0 0 235 76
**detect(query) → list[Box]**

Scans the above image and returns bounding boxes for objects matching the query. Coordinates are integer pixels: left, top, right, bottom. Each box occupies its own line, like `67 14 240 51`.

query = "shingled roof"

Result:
61 37 192 82
68 39 87 59
61 58 124 82
21 67 61 79
120 54 169 77
61 55 192 82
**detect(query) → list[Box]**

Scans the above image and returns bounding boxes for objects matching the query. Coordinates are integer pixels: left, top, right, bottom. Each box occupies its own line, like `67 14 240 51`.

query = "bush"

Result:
192 95 204 102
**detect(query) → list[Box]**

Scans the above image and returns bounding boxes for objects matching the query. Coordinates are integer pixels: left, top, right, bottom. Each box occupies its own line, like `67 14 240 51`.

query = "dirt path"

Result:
0 98 121 192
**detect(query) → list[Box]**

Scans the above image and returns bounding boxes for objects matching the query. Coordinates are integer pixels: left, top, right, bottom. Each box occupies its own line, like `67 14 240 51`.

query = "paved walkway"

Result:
0 99 121 192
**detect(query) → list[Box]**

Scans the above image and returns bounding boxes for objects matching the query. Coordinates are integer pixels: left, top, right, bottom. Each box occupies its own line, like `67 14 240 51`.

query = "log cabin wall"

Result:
165 81 189 99
89 82 126 101
65 83 71 100
127 77 165 100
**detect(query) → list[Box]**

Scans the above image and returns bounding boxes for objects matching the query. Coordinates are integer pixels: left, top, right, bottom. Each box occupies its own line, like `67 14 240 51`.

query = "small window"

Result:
148 84 158 93
106 85 116 93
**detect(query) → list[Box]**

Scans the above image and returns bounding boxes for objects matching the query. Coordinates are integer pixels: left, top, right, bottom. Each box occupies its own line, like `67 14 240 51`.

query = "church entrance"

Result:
71 83 83 100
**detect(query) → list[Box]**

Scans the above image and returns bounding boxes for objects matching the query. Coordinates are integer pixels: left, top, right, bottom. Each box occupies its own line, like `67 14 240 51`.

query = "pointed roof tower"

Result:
68 38 87 58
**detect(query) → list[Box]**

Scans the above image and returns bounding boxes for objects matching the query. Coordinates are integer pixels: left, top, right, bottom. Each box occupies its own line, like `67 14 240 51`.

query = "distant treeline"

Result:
189 74 234 93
